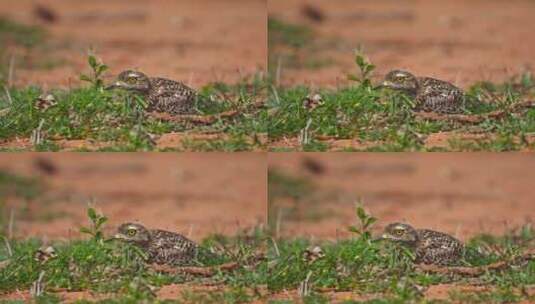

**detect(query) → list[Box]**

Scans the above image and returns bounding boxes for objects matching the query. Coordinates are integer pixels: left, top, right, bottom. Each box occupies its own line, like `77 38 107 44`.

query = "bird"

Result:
112 222 199 266
105 70 199 115
378 70 465 114
375 222 464 266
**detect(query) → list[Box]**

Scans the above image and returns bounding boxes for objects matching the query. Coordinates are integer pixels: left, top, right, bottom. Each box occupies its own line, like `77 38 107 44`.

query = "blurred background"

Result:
269 0 535 87
0 0 266 88
269 153 535 240
0 153 266 240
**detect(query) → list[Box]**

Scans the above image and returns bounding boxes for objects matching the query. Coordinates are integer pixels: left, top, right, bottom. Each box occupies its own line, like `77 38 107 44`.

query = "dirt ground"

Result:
0 153 266 240
269 153 535 240
1 0 266 88
269 0 535 88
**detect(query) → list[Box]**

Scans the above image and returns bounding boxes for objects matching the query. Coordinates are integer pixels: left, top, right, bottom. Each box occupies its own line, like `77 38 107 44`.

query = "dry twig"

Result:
148 100 265 125
417 249 535 276
414 100 535 124
150 262 240 276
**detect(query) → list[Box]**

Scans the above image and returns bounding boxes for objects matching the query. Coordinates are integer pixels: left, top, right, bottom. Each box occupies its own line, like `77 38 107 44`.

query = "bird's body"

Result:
106 70 199 115
378 223 464 266
412 228 464 266
380 70 465 114
113 223 198 266
145 77 198 114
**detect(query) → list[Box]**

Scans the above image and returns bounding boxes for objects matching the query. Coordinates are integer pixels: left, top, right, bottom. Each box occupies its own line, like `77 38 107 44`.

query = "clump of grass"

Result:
268 169 315 203
0 170 43 201
268 17 313 49
0 17 45 48
268 17 335 76
268 169 314 231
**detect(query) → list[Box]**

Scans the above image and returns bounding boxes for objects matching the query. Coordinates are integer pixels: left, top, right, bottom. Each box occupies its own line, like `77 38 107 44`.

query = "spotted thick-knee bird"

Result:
112 222 199 266
106 70 199 114
375 222 464 266
379 70 465 114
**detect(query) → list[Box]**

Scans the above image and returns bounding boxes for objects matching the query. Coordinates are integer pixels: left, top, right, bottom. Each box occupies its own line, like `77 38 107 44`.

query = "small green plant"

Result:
80 54 108 89
347 48 376 88
347 203 377 240
79 207 108 242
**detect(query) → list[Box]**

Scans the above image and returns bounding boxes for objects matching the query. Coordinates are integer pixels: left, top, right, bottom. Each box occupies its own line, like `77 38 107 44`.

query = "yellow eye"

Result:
126 77 137 84
127 229 137 236
394 229 404 236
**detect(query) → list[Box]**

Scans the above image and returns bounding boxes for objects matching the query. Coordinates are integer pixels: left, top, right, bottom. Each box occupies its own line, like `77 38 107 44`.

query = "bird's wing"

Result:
151 230 198 250
150 78 198 100
149 230 199 265
148 78 199 114
418 78 456 99
417 230 459 250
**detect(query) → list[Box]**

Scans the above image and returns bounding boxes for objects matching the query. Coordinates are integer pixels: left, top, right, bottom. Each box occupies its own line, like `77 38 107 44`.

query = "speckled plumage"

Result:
113 223 198 266
380 70 465 114
378 222 464 266
106 70 198 115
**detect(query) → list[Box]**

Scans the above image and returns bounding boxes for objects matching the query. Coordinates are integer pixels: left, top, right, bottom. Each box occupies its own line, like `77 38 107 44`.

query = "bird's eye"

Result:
394 229 404 236
127 229 137 236
126 77 137 84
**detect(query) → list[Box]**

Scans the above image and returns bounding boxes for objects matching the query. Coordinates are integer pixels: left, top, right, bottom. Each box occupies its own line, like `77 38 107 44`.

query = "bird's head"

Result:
112 222 151 245
375 222 419 245
106 70 151 93
378 70 418 93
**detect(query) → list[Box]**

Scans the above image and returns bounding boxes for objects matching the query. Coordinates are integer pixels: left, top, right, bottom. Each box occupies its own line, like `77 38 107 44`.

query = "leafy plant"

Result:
347 48 376 88
80 54 108 89
347 203 377 240
79 207 108 242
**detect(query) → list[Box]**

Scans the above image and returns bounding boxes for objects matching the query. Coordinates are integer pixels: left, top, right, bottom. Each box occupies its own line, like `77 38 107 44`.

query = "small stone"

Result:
302 245 325 263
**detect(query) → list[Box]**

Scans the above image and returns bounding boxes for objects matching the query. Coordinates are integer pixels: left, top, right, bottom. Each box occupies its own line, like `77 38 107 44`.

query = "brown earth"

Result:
1 0 266 88
0 132 269 151
269 0 535 88
269 153 535 240
0 153 266 240
270 132 535 152
1 283 268 303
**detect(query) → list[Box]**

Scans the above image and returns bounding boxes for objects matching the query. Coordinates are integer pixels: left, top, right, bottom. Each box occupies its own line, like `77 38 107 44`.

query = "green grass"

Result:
268 169 341 232
0 73 268 152
268 72 535 151
0 17 45 48
268 221 535 303
0 224 267 303
268 17 334 75
0 170 43 201
268 17 313 50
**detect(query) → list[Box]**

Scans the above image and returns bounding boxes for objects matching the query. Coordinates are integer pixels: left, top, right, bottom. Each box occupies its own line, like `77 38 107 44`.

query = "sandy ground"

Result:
269 153 535 240
0 153 266 241
1 0 266 88
269 0 535 88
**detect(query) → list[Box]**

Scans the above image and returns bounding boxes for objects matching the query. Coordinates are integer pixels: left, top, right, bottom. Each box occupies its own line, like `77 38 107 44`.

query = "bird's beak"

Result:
111 233 127 240
375 80 393 90
372 233 389 242
105 81 128 90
